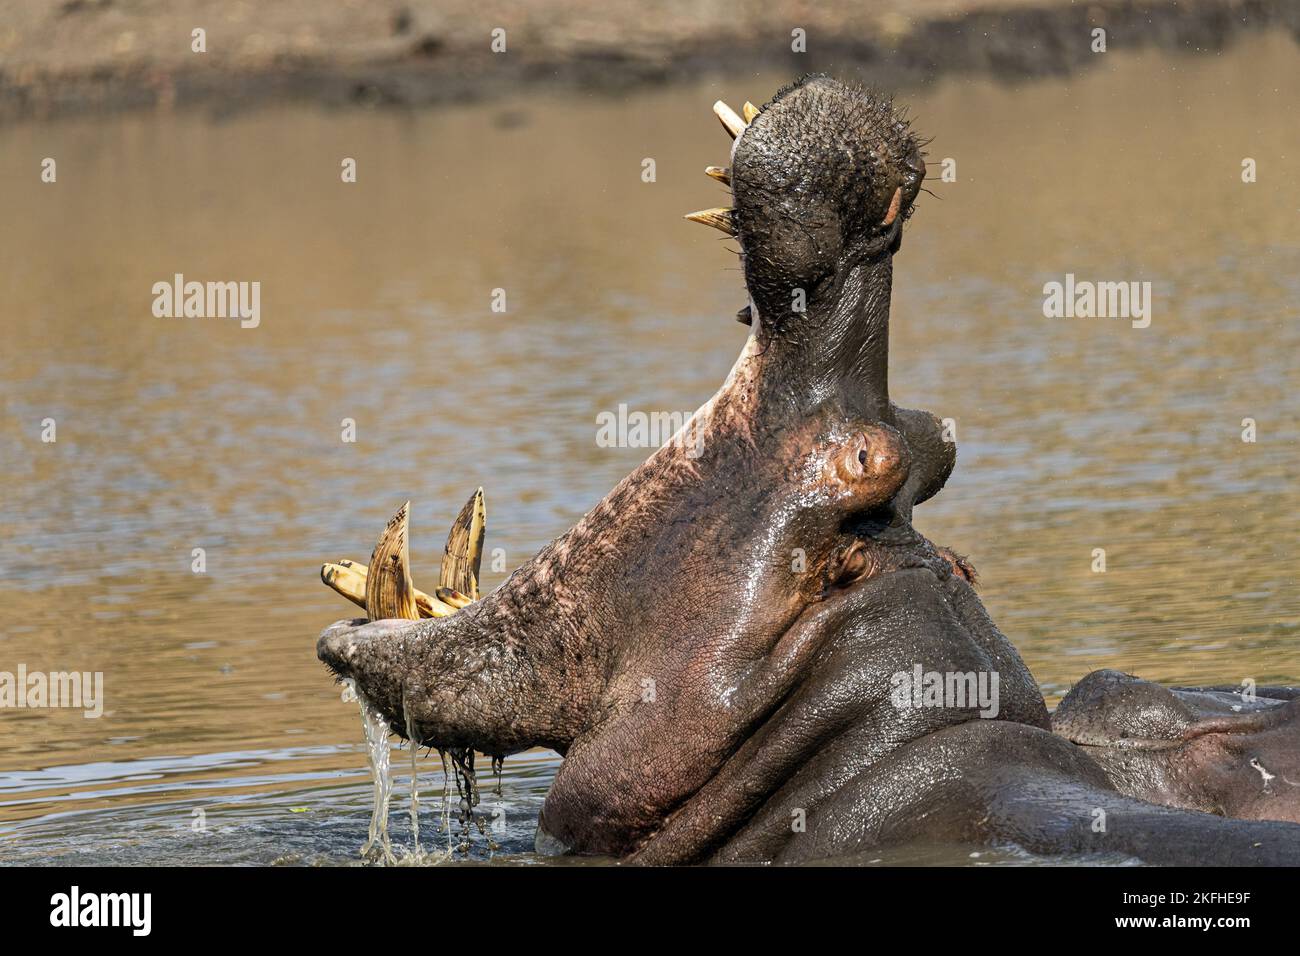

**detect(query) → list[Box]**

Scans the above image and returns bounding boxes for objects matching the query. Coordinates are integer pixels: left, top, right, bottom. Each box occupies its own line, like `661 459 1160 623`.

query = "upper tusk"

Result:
881 185 904 228
713 100 746 139
705 165 731 186
684 207 736 236
742 101 760 123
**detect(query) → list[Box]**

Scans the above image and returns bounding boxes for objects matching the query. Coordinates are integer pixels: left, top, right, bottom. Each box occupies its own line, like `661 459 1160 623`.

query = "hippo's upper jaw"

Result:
722 76 928 427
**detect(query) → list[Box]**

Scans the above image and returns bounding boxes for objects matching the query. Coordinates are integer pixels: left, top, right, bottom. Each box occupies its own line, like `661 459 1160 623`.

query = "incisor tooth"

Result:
320 492 486 618
364 501 420 621
713 100 746 139
684 207 735 236
321 559 458 618
435 587 474 610
742 101 759 123
705 165 731 186
321 561 368 609
440 486 485 600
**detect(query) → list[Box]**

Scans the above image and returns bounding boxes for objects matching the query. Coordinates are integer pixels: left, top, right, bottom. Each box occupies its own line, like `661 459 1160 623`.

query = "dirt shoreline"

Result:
2 0 1298 121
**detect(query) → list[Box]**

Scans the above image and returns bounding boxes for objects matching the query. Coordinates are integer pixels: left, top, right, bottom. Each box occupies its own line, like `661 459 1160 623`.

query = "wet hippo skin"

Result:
318 75 1300 865
1053 670 1300 824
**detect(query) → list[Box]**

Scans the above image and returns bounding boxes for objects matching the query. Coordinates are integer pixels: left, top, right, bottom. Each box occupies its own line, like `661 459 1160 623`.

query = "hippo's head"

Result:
318 76 1044 861
1053 670 1300 823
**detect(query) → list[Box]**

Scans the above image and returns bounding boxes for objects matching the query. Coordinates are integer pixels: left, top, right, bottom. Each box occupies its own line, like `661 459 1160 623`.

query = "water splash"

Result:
349 680 396 864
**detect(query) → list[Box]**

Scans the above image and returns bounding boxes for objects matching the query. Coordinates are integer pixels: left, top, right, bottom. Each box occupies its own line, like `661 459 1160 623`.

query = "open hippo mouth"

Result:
317 76 1300 866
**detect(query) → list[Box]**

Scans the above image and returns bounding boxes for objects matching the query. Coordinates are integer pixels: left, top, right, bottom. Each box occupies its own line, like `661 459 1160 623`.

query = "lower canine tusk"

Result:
440 486 486 600
364 502 420 621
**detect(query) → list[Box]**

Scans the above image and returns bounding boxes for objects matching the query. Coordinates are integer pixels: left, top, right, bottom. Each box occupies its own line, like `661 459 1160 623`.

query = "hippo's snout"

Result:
317 619 366 677
317 617 415 683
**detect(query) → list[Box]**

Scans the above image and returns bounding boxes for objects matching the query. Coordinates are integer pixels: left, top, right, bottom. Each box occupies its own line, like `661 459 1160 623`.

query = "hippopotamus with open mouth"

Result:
317 75 1300 865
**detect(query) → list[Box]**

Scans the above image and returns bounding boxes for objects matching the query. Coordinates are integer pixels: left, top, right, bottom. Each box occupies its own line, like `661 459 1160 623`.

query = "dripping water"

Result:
347 680 502 863
350 680 396 864
404 701 420 854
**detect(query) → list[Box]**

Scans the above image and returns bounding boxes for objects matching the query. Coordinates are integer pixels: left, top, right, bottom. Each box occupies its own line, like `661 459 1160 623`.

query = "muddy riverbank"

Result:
3 0 1299 121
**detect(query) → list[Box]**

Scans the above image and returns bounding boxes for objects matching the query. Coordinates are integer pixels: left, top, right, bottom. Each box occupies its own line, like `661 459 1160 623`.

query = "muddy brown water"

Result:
1 35 1297 865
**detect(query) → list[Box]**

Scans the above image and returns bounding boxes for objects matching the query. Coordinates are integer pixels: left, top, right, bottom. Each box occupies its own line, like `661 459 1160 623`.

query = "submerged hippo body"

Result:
1053 670 1300 824
318 76 1300 865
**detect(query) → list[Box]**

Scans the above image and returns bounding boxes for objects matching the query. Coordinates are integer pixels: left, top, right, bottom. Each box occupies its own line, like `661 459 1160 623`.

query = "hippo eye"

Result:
858 449 868 467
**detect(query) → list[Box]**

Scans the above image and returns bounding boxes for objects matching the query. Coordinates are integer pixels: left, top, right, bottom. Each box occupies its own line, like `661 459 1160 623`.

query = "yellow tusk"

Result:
683 207 735 236
322 559 459 618
435 587 474 610
705 165 732 186
364 502 421 621
713 100 746 139
321 561 368 610
742 101 760 123
440 486 486 600
881 186 904 228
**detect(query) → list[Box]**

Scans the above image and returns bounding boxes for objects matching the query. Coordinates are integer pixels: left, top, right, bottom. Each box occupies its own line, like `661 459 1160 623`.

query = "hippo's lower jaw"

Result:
318 75 1300 865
